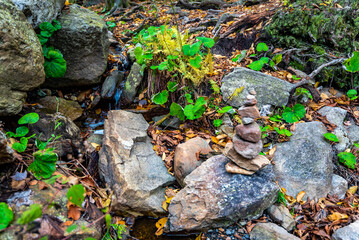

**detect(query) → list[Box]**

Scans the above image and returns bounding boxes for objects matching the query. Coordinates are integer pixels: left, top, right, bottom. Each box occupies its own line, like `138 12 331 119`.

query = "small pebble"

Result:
246 95 255 100
226 229 233 235
242 117 254 125
249 89 256 95
219 228 225 232
226 237 231 240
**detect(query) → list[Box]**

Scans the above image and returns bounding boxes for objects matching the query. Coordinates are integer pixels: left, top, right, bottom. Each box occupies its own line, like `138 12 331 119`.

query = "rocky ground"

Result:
0 0 359 240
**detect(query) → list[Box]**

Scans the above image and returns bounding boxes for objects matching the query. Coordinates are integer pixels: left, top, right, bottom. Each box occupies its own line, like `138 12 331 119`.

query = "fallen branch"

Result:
177 0 230 10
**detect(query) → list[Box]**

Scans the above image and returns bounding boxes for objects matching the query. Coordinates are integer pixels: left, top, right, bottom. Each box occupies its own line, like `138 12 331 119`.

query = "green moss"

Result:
266 0 359 89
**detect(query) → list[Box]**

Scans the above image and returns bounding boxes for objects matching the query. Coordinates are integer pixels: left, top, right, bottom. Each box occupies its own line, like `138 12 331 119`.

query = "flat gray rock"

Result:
332 220 359 240
329 174 348 199
273 122 333 200
221 67 293 109
99 110 175 217
250 223 300 240
167 155 278 232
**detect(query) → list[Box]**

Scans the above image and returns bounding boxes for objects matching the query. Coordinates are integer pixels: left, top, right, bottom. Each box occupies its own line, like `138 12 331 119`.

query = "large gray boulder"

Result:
45 4 109 88
273 122 333 200
167 155 278 232
332 220 359 240
99 110 175 217
11 0 65 28
250 223 300 240
221 67 293 109
0 0 45 116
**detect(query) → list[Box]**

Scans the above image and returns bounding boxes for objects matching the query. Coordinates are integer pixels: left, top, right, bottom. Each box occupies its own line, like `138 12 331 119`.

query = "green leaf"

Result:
248 60 264 71
259 57 269 64
344 51 359 73
189 55 202 68
37 34 48 45
40 31 52 38
107 21 116 28
256 42 269 52
170 103 185 121
196 37 215 48
152 90 169 105
323 133 339 142
209 80 220 94
272 54 282 64
184 97 206 120
338 152 357 169
28 149 58 179
52 20 61 30
39 22 57 35
17 204 42 225
0 202 13 230
218 106 233 114
44 50 67 78
282 104 306 123
270 60 275 69
158 61 168 71
269 114 282 122
67 184 86 207
12 137 28 153
347 89 358 100
18 113 39 125
134 46 143 60
167 81 177 92
231 50 247 63
66 224 78 233
14 126 29 137
183 41 202 57
43 174 62 185
292 75 301 80
185 93 193 103
213 119 223 127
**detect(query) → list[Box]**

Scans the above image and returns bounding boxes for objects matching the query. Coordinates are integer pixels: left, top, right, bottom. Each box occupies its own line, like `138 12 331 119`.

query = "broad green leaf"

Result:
134 46 143 59
167 81 177 92
259 57 269 64
269 114 282 122
12 137 28 153
347 89 358 100
67 184 86 207
185 93 193 103
152 90 169 105
170 103 185 121
40 31 52 38
28 149 58 179
256 42 268 52
52 20 61 30
282 104 306 123
338 152 357 169
37 34 48 45
44 50 67 78
196 37 215 48
39 22 57 35
231 50 247 63
18 113 39 125
107 21 116 28
183 42 202 57
272 54 282 64
17 204 42 225
184 104 196 120
105 214 112 227
213 119 223 127
323 133 339 142
218 106 233 114
344 51 359 73
189 56 202 68
0 202 13 230
248 60 264 71
158 61 168 71
15 126 29 137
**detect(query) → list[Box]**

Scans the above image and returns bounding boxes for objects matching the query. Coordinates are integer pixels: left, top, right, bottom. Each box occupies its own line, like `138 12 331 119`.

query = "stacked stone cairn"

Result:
224 93 270 175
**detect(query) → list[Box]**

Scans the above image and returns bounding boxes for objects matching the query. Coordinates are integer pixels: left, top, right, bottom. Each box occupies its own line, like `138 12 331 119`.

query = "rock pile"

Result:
224 94 270 175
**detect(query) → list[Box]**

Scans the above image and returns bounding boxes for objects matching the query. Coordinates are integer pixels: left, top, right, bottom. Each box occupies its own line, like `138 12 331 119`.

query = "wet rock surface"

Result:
99 110 175 217
250 222 300 240
167 155 278 232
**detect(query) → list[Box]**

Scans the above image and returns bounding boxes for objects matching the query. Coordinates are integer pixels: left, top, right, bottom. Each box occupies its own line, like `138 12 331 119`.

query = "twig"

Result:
308 58 346 79
61 214 106 240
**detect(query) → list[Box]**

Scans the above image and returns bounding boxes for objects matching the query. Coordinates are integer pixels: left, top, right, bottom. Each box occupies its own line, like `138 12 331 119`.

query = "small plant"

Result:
343 51 359 73
323 133 339 143
17 204 42 225
247 42 283 71
347 89 358 100
67 184 86 207
0 202 13 230
102 214 126 240
338 152 357 169
282 104 306 123
28 148 58 179
277 189 288 205
6 113 39 152
274 127 293 137
295 88 313 100
213 119 223 127
37 20 67 78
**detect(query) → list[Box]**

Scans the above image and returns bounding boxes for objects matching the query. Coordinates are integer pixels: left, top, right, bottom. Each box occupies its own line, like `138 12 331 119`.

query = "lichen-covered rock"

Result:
221 67 293 109
332 220 359 240
121 62 143 105
38 96 83 121
0 0 45 116
167 155 278 232
273 122 333 200
99 110 175 217
45 4 109 87
11 0 65 28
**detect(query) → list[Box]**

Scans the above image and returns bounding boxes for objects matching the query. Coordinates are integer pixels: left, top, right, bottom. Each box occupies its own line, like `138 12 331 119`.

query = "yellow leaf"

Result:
155 217 168 236
328 212 348 221
95 108 101 115
348 186 358 195
296 191 306 203
268 146 277 156
211 136 219 144
91 142 100 149
228 87 244 101
196 233 203 240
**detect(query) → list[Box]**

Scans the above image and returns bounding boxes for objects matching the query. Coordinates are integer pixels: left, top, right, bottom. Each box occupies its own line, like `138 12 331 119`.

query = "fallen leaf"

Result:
296 191 306 203
327 212 348 221
155 217 167 236
347 186 358 195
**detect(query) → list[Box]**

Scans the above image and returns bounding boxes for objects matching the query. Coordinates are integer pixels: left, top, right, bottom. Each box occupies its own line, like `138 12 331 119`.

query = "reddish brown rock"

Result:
236 122 261 143
174 137 212 186
243 98 257 106
237 106 260 118
225 161 255 175
233 135 262 159
224 142 270 171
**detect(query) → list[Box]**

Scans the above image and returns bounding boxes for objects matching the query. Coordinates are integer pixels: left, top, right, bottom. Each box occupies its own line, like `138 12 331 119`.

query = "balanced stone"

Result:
244 98 257 106
225 162 255 175
236 122 261 143
233 135 262 159
237 106 261 118
242 117 254 125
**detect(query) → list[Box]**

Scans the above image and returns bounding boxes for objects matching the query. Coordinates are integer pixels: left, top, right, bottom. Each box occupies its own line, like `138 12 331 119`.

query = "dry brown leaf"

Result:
296 191 306 203
67 204 82 221
155 217 168 236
